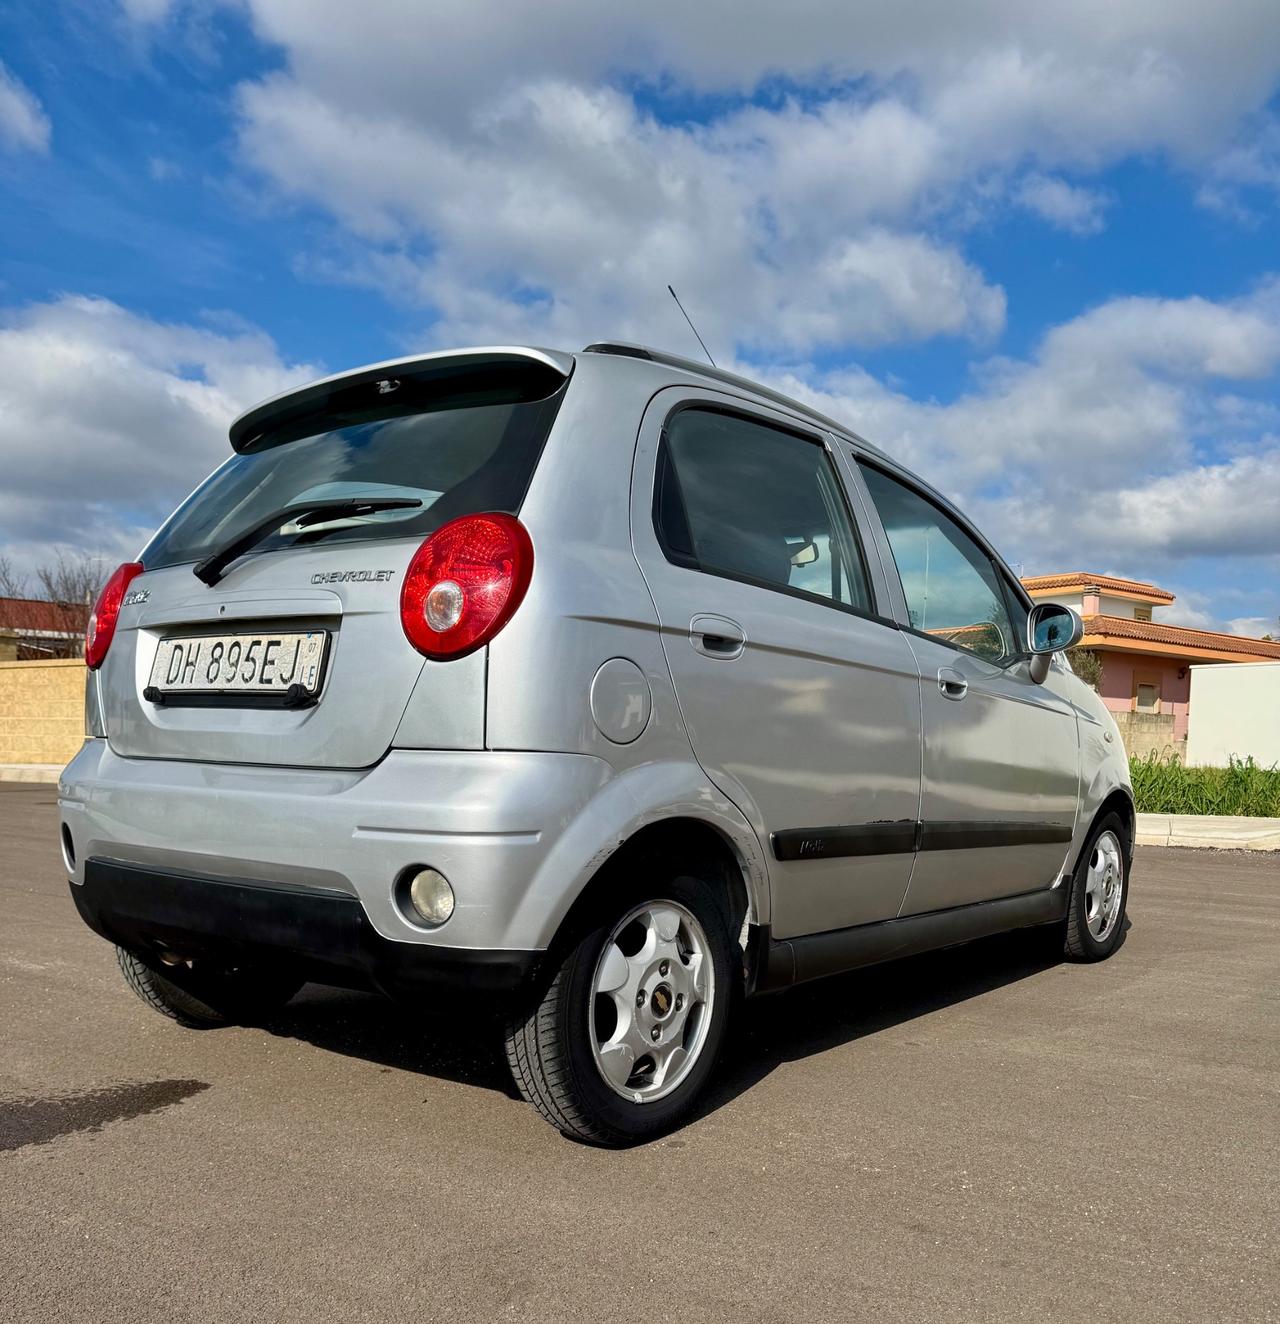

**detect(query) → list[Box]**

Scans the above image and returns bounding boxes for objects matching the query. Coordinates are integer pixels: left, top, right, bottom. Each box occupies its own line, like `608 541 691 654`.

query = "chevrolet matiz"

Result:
59 342 1133 1145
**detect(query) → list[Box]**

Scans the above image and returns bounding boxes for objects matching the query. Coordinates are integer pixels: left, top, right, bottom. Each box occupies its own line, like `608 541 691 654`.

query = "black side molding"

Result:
747 886 1069 995
770 819 1072 861
920 821 1073 852
771 821 917 862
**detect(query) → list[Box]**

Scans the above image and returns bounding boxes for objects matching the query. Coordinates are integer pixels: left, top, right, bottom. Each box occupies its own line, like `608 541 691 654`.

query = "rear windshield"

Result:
143 363 567 571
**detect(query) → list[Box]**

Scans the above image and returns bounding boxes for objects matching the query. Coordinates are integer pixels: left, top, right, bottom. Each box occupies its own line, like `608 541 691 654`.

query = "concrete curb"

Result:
1136 812 1280 851
0 765 62 784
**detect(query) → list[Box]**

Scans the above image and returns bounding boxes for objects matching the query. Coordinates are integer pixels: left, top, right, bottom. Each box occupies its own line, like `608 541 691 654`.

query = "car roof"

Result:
574 344 1035 613
224 340 1031 609
578 341 892 462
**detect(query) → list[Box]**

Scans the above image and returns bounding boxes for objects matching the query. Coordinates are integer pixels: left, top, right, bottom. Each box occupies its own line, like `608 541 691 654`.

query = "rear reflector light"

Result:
85 561 144 670
400 513 533 659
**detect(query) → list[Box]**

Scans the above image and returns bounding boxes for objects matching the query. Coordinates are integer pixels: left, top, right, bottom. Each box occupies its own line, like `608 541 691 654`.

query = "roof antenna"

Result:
667 285 716 368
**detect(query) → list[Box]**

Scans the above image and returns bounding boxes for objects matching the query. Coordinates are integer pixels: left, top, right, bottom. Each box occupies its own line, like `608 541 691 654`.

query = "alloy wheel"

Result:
1084 829 1124 942
588 900 715 1104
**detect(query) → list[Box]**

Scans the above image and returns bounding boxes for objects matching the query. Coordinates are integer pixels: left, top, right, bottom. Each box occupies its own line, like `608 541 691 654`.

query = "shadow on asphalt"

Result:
260 986 517 1096
256 922 1091 1128
698 926 1070 1123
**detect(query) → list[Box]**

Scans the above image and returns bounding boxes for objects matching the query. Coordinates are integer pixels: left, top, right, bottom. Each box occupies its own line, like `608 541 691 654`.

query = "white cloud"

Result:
1045 286 1280 378
1015 174 1108 234
1160 595 1220 630
236 75 1007 355
0 297 315 578
2 285 1276 629
226 1 1280 146
82 1 1280 632
752 283 1280 579
1225 615 1277 636
1086 450 1280 558
184 0 1280 357
0 61 51 153
1196 117 1280 219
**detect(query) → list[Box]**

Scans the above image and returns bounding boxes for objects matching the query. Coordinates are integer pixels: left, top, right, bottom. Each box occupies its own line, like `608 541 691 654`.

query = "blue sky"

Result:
2 0 1279 633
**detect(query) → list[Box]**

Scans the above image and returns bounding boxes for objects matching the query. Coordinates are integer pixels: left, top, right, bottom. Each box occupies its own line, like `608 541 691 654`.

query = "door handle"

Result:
690 614 746 660
937 667 968 701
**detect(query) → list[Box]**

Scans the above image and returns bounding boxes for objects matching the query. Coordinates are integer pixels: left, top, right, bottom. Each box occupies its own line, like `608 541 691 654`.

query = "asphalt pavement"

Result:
2 782 1276 1323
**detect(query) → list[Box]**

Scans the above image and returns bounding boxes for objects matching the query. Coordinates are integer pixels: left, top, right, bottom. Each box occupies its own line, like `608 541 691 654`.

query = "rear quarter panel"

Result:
486 355 688 767
485 354 774 926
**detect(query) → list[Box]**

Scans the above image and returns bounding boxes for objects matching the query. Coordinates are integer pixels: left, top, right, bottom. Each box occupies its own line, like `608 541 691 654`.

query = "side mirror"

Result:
1026 603 1083 683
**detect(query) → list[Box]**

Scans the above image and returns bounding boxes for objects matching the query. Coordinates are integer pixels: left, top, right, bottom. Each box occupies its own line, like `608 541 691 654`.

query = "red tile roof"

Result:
0 596 89 636
1022 572 1175 604
1080 613 1280 660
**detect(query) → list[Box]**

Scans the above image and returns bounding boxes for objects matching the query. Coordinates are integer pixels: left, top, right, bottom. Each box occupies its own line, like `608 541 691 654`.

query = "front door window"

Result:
859 464 1019 664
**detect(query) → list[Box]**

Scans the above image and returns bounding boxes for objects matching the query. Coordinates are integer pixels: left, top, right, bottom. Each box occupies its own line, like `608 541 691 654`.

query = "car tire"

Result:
1063 811 1130 962
116 946 304 1029
504 872 737 1146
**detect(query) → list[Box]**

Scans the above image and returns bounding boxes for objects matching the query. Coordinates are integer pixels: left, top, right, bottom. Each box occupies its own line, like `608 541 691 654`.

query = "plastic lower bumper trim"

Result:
73 857 540 1000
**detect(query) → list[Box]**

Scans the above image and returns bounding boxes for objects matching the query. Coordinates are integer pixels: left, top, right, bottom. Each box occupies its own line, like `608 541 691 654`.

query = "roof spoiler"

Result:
228 346 574 452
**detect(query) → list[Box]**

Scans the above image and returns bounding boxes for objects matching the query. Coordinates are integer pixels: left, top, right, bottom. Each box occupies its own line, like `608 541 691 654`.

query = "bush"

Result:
1067 647 1103 691
1130 753 1280 817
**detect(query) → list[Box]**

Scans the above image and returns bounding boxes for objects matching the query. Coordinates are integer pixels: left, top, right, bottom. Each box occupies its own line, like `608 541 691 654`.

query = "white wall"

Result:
1037 590 1085 616
1099 593 1141 619
1186 662 1280 767
1027 591 1149 620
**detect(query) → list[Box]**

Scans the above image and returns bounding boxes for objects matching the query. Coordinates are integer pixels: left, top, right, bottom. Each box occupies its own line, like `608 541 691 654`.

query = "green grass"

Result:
1130 753 1280 817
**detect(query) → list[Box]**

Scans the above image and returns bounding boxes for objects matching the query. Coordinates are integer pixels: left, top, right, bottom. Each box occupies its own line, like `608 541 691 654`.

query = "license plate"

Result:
149 630 328 698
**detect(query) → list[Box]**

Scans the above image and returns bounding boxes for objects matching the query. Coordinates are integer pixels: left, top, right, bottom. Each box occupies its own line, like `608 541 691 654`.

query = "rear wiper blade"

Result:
193 498 422 586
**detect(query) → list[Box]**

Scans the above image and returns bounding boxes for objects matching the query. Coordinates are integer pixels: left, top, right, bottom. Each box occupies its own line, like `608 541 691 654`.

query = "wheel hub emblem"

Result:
651 984 673 1018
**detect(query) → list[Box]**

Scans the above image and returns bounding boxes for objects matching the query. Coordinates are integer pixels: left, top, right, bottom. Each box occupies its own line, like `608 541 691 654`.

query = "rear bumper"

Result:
59 738 615 953
73 858 538 998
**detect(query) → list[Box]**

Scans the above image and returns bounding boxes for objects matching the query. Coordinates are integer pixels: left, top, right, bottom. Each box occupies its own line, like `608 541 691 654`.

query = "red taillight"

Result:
85 561 144 670
400 513 534 659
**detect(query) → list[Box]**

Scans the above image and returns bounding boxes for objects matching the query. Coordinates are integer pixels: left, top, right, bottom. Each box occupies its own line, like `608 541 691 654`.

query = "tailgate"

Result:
100 546 441 767
95 348 570 768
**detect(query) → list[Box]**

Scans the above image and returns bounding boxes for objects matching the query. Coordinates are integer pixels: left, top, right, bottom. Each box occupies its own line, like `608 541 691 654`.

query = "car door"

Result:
630 389 923 942
853 459 1081 915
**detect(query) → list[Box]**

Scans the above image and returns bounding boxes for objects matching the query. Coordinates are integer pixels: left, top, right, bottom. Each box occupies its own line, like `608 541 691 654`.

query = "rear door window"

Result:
143 364 566 570
655 407 874 615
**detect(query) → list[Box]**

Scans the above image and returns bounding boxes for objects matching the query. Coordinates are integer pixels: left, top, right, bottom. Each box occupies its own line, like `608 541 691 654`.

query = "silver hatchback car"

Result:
60 342 1133 1145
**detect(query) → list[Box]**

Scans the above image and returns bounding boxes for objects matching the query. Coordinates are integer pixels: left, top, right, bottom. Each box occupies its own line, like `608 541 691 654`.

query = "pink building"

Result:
1021 572 1280 743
